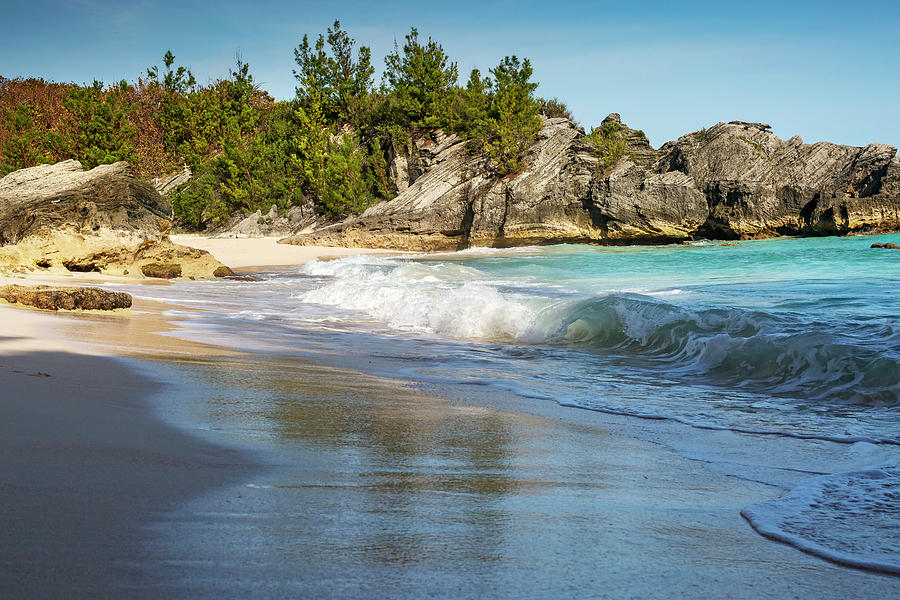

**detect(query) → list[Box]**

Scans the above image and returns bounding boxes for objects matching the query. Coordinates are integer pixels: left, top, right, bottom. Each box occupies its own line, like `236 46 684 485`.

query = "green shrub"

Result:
585 120 627 173
538 97 573 121
62 80 137 169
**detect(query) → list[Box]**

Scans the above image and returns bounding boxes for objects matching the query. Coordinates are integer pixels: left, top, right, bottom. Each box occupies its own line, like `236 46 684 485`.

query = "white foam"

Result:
300 258 537 340
742 461 900 574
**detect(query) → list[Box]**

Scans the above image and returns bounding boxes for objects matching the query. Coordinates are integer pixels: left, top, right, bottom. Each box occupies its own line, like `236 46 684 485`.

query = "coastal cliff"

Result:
0 160 233 278
281 116 900 250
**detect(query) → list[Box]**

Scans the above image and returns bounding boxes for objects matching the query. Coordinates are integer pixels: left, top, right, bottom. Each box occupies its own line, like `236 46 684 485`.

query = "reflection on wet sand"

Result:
165 354 551 568
133 353 899 599
30 293 900 598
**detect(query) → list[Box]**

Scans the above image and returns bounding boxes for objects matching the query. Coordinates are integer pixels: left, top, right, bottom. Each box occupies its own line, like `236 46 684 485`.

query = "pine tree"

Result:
294 20 374 124
477 56 541 176
382 27 458 129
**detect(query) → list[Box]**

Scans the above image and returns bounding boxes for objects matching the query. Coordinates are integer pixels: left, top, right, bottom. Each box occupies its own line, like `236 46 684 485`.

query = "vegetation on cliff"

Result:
1 21 556 229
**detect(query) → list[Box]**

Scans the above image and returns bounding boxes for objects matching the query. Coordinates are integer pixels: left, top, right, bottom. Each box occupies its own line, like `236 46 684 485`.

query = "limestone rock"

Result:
659 121 900 237
153 165 192 196
141 262 182 279
0 160 169 245
0 284 132 311
214 205 313 238
0 160 234 278
282 115 900 250
282 118 602 250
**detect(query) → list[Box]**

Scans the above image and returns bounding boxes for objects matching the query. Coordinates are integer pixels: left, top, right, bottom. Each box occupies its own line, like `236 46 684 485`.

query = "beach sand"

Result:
0 302 252 597
169 234 397 270
1 240 897 597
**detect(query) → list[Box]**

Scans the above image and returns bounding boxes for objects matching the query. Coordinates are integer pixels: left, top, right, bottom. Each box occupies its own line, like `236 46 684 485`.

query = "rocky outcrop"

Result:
211 204 318 238
0 284 132 311
283 118 601 250
659 121 900 238
0 160 169 245
0 160 233 278
282 116 900 250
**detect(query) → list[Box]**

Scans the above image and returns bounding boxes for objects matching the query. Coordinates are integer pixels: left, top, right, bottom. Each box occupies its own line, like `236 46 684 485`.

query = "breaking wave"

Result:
300 256 900 405
526 294 900 404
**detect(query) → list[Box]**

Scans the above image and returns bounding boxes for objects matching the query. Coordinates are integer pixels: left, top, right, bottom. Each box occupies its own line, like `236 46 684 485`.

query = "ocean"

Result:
121 232 900 578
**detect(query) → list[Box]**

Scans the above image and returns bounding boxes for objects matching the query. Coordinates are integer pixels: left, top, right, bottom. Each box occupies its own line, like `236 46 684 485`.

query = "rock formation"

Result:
659 121 900 239
153 165 192 196
282 116 900 250
212 204 319 238
0 160 233 278
0 284 132 311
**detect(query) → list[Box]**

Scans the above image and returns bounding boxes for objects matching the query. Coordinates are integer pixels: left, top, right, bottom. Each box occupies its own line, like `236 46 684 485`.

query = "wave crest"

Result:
525 294 900 404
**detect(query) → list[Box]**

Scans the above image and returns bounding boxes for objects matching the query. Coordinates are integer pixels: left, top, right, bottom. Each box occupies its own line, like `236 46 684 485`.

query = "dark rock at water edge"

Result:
871 242 900 249
0 284 132 311
141 262 182 279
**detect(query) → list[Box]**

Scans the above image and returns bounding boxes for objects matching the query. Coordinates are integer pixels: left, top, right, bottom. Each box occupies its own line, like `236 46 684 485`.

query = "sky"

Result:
1 0 898 148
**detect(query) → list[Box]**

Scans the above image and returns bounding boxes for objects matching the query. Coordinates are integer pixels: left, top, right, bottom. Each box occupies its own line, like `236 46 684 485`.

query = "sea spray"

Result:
300 258 536 339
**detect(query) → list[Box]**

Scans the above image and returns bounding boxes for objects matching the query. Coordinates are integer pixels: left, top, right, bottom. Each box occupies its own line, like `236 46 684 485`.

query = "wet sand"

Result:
1 271 898 597
0 303 252 598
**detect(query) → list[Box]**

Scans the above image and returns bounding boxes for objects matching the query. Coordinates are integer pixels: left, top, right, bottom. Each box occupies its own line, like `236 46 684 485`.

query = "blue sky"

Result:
2 0 898 148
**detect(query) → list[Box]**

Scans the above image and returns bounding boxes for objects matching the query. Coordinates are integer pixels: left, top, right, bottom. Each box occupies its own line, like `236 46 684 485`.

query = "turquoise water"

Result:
295 234 900 439
120 233 900 574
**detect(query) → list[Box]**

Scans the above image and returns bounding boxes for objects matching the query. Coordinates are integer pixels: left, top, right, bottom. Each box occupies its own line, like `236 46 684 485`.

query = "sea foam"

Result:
300 257 535 339
300 254 900 405
742 460 900 574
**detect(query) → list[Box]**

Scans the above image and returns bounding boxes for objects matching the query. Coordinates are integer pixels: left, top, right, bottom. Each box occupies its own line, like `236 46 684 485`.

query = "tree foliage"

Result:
382 27 459 129
293 20 374 124
1 22 566 228
62 80 137 169
472 56 541 175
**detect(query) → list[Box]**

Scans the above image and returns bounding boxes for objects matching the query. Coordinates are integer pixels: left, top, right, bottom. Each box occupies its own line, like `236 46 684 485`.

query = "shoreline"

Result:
2 241 898 597
0 302 255 597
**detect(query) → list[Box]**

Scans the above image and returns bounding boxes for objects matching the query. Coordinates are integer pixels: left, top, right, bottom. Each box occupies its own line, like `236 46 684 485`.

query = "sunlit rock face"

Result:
282 116 900 251
0 160 233 278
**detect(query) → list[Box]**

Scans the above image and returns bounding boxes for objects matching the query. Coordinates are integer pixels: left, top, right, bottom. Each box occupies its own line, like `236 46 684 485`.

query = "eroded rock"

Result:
141 262 182 279
0 160 234 278
0 284 132 311
281 116 900 250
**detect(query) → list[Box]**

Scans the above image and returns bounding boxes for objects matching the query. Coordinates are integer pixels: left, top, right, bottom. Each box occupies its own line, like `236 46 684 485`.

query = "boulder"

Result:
0 284 132 311
0 160 168 245
871 242 900 249
0 160 234 278
141 262 182 279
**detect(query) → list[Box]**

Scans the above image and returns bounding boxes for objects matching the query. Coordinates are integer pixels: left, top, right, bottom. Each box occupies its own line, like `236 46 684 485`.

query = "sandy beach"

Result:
169 234 397 270
0 301 252 597
1 239 897 598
